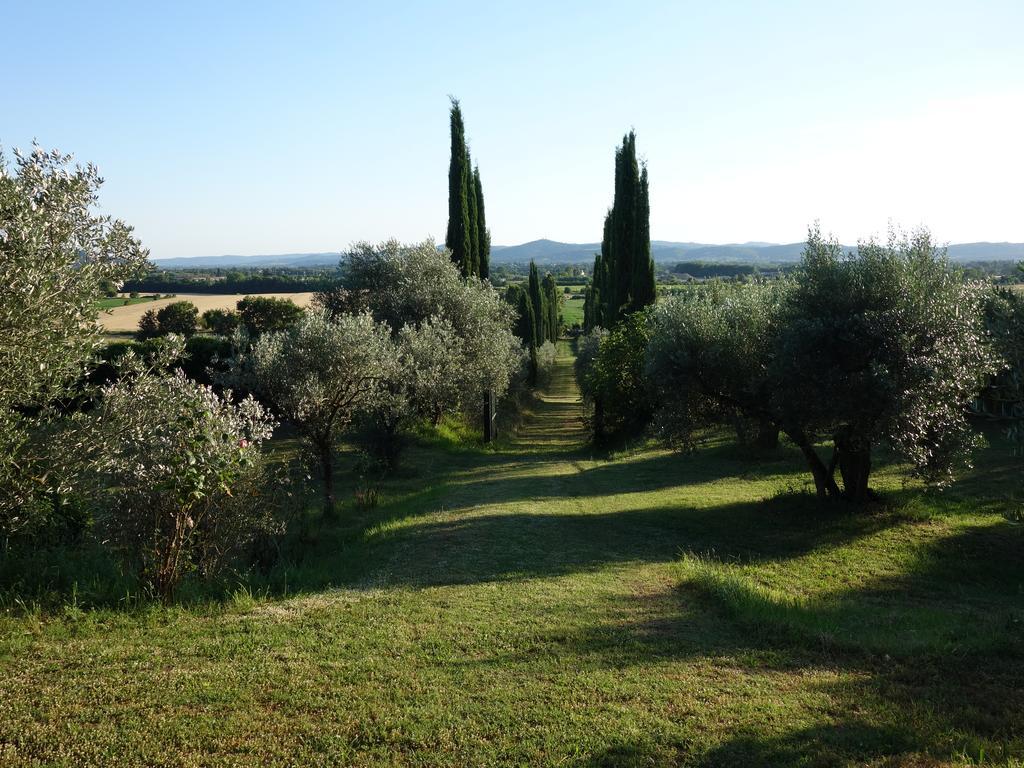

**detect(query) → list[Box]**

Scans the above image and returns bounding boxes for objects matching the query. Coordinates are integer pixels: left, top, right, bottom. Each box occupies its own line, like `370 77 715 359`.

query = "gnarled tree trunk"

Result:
786 427 841 499
834 428 872 502
754 418 779 451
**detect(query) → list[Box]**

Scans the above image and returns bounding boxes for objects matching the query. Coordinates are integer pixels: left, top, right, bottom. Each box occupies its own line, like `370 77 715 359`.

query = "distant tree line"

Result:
505 261 561 383
124 268 339 294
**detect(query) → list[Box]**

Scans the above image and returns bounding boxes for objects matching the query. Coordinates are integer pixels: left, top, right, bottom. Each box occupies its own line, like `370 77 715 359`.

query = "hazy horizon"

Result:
5 1 1023 259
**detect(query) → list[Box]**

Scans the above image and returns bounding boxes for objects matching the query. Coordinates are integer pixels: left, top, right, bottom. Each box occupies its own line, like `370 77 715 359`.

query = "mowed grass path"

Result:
2 343 1023 766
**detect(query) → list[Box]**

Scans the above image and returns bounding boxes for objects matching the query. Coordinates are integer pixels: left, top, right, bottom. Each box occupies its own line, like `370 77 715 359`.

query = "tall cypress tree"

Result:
466 149 480 277
474 165 490 279
591 131 654 328
446 99 473 277
542 273 559 342
446 99 491 279
528 261 546 347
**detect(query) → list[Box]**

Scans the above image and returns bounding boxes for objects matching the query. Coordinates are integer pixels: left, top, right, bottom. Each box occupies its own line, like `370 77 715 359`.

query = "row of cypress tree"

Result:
506 261 561 383
506 262 561 347
583 131 655 331
446 98 490 279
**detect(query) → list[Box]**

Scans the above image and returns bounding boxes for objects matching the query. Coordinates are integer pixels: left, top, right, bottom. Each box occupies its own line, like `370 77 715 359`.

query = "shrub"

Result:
181 335 232 385
237 296 304 336
156 301 199 336
202 308 240 336
577 312 653 443
77 367 277 601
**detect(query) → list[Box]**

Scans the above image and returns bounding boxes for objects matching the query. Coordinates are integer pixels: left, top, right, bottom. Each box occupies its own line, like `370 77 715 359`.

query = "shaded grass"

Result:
1 341 1023 766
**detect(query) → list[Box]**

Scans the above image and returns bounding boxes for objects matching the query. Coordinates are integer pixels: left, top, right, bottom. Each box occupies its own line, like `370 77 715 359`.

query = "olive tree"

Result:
0 144 148 536
247 309 398 516
646 280 788 452
328 239 522 418
648 226 997 501
770 227 998 499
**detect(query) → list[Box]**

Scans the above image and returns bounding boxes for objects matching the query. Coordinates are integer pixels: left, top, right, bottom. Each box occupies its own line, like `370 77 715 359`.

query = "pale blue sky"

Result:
4 0 1022 258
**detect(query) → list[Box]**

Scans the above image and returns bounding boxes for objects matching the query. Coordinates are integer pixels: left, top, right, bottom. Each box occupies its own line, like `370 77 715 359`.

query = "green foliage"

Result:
246 310 398 516
202 307 240 336
181 335 233 386
772 226 998 498
155 300 199 336
542 272 561 342
585 131 654 331
446 98 474 278
338 240 521 409
0 144 148 537
136 307 160 340
236 295 304 336
528 261 545 346
577 311 654 442
474 165 490 279
505 283 535 346
74 362 277 601
445 99 489 279
648 226 999 501
647 279 789 450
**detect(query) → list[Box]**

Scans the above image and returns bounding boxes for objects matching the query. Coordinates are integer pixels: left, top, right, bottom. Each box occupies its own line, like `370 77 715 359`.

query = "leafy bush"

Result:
577 312 653 443
156 301 198 336
202 308 240 336
76 365 277 601
535 341 558 387
646 279 787 451
181 335 233 386
237 295 304 336
334 240 522 438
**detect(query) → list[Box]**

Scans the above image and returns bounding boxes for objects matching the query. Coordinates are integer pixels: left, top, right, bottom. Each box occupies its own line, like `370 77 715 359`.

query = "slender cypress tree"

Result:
528 261 546 347
446 99 473 277
446 99 491 279
466 146 480 276
474 165 490 279
542 273 560 342
592 131 654 328
505 284 535 345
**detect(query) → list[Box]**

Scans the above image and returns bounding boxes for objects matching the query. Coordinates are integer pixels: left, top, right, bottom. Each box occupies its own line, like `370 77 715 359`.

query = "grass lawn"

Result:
561 294 585 327
1 342 1022 766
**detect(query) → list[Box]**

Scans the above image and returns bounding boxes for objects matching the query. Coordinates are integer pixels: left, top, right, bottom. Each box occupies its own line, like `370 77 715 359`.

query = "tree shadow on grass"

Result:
545 521 1024 767
284 492 901 592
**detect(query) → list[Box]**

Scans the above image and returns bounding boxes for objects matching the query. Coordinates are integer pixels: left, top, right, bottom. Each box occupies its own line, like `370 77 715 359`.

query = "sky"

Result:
3 0 1023 258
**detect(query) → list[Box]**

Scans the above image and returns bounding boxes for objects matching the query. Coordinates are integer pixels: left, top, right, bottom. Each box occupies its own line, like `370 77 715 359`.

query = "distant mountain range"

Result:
153 239 1024 269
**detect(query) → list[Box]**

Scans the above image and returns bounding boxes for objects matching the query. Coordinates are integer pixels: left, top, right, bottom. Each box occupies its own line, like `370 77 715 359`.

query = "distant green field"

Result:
96 295 158 310
560 294 584 327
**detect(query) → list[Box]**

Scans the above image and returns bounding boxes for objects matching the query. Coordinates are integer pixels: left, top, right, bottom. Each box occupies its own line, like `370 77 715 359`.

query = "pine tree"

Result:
474 166 490 279
446 99 473 277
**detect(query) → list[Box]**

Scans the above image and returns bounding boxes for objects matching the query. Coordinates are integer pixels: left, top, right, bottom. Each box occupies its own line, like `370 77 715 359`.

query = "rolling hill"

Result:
153 240 1024 269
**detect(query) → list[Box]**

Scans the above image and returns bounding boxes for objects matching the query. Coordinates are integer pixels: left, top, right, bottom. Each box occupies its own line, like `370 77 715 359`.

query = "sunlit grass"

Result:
1 342 1022 766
